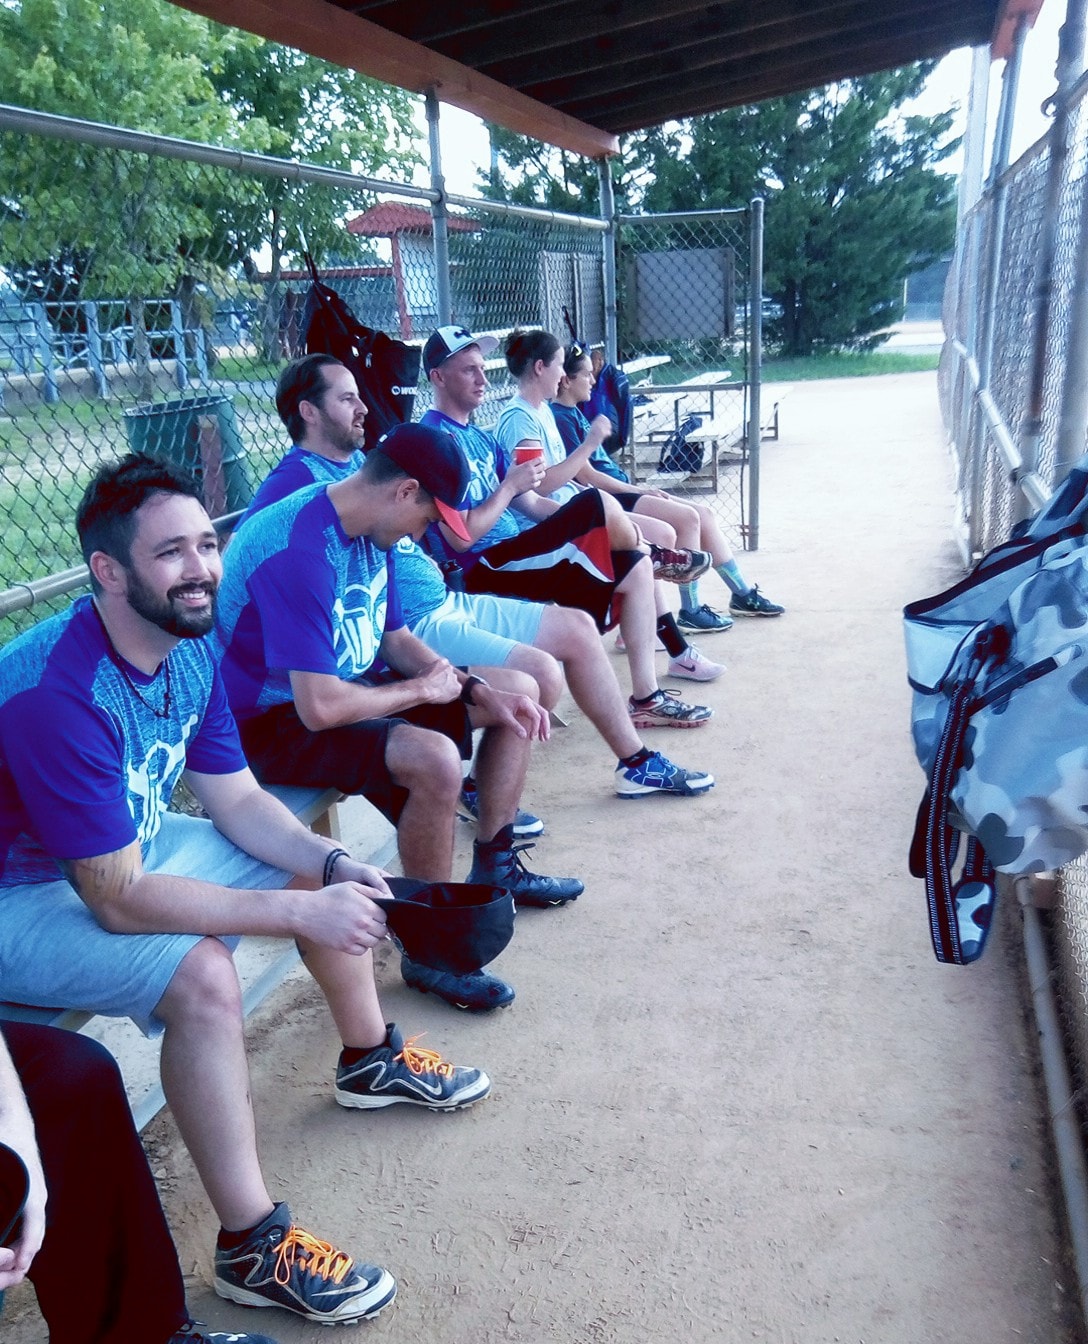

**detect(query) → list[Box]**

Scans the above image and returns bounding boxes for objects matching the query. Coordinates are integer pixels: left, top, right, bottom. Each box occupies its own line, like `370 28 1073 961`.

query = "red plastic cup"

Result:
514 446 545 465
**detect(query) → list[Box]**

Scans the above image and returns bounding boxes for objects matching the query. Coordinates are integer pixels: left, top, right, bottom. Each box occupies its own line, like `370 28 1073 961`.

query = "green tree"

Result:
205 34 420 356
481 124 604 213
629 67 958 355
0 0 420 369
485 66 957 356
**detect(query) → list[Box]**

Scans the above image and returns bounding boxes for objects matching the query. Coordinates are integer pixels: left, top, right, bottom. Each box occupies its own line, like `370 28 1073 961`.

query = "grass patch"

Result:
212 352 281 383
636 349 939 386
761 352 939 382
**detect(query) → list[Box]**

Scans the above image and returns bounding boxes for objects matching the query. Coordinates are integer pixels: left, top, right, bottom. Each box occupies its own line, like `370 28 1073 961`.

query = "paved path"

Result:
5 374 1076 1343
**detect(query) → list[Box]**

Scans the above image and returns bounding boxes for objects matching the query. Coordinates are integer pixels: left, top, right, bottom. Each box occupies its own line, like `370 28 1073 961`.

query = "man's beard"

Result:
318 409 366 456
125 570 217 638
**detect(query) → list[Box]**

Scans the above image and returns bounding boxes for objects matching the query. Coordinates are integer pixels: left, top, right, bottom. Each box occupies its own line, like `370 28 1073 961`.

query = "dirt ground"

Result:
6 373 1080 1343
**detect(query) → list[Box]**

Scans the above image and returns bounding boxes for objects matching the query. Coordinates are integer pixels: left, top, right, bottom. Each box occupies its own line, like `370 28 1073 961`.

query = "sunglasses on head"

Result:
564 340 589 373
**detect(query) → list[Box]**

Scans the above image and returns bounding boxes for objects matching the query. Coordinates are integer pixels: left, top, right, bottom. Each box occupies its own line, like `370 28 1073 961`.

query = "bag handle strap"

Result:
911 638 997 964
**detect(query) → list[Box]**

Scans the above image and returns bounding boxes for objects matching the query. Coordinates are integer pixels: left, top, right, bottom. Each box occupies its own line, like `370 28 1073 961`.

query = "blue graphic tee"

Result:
214 484 406 722
550 401 629 483
419 409 521 561
240 444 448 636
0 596 244 885
237 445 363 527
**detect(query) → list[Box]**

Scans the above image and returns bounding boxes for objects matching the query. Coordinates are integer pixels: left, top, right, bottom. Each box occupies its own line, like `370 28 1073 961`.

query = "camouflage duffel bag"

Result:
905 458 1088 964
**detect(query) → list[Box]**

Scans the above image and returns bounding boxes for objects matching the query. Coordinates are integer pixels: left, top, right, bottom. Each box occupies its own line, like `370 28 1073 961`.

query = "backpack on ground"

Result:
904 454 1088 964
657 415 705 474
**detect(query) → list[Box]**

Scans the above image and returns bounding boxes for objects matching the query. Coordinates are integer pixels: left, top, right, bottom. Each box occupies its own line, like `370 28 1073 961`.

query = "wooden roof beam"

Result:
171 0 619 156
513 0 970 100
588 21 990 130
332 0 578 47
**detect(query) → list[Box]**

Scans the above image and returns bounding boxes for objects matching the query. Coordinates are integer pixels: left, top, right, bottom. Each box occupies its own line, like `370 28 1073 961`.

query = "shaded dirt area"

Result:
6 373 1080 1343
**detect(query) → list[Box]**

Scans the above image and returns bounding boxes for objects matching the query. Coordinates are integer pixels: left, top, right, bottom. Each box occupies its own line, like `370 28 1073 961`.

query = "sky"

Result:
424 0 1072 199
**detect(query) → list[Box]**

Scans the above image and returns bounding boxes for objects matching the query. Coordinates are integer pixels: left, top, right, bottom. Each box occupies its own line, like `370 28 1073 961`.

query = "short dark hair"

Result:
504 328 561 379
357 447 410 487
76 454 203 585
356 447 437 507
275 354 345 441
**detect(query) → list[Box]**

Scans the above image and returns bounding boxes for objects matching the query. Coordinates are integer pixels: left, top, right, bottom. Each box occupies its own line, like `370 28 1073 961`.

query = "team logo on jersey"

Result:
334 572 388 677
125 714 199 847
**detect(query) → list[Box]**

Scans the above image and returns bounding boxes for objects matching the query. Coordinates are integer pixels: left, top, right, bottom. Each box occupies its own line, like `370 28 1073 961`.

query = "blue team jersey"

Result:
418 410 522 562
550 401 630 484
0 596 245 885
240 443 448 635
214 484 406 722
237 445 364 528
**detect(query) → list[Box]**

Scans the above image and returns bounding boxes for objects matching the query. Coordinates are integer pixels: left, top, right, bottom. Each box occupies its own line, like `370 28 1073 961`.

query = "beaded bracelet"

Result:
322 847 350 887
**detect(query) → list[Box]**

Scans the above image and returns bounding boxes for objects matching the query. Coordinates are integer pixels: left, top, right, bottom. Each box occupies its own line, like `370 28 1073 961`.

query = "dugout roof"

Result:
172 0 1042 157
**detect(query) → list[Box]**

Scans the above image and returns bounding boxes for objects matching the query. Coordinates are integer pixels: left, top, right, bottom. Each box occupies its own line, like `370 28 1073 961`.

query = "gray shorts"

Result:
0 813 290 1037
410 590 546 667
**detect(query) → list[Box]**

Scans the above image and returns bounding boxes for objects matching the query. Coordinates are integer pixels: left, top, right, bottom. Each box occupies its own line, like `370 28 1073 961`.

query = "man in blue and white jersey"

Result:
242 356 713 818
0 455 490 1328
216 405 585 1011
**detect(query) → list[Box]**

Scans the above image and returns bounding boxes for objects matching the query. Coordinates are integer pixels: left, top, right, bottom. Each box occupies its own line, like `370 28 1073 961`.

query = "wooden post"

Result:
82 300 109 398
171 301 188 390
197 414 227 517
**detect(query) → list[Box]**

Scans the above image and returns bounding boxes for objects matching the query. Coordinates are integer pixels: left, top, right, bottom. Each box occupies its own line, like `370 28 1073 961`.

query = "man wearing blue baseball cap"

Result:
216 374 584 1013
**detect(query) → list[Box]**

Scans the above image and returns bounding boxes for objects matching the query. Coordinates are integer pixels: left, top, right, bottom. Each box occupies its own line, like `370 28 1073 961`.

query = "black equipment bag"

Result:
300 253 421 451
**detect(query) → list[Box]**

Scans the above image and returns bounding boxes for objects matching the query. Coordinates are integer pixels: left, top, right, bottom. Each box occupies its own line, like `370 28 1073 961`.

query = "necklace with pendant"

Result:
92 603 173 720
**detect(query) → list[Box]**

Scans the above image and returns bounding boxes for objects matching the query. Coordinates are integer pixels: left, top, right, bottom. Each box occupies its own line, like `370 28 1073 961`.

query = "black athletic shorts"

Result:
465 488 641 631
239 696 473 825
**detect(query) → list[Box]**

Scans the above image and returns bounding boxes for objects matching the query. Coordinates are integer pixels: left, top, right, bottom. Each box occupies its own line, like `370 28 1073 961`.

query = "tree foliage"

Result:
0 0 420 322
486 66 958 356
481 125 603 213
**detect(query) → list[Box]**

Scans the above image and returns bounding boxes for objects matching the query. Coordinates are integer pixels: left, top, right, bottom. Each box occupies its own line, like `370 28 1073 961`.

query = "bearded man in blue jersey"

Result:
0 456 490 1328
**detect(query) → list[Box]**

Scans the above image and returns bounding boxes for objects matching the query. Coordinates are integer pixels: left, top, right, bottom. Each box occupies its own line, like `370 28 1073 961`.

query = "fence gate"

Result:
615 204 763 552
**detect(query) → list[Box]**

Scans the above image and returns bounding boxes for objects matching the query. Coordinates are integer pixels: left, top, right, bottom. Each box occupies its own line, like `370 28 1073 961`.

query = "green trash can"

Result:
123 393 250 516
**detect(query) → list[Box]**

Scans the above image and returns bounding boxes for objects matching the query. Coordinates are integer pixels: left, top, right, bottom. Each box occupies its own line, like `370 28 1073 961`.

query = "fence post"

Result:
1053 7 1088 481
746 197 763 551
31 303 58 405
170 301 188 390
969 15 1028 547
598 158 618 364
426 89 452 328
81 300 108 398
194 324 208 382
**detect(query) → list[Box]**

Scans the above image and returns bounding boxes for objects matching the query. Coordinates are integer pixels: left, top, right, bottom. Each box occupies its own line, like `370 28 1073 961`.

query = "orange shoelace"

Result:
396 1033 455 1079
275 1226 354 1287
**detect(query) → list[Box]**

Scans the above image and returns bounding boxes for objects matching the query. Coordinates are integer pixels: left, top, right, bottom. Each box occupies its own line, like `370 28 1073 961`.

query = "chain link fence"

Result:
941 72 1088 1121
616 208 757 552
0 104 761 638
941 74 1088 555
0 107 613 628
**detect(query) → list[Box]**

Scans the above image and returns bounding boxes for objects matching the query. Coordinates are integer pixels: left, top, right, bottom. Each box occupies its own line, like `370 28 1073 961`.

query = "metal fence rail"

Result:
942 67 1088 1142
0 103 763 633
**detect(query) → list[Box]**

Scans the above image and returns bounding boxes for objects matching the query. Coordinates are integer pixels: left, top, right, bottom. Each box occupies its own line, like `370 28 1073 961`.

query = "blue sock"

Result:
716 559 749 596
680 582 699 610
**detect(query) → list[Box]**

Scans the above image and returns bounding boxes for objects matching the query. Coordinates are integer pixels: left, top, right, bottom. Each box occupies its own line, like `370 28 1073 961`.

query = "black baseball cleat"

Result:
467 824 584 907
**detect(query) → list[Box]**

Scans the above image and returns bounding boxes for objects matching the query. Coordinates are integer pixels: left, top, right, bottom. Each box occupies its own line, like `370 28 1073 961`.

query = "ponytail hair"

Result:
504 328 562 379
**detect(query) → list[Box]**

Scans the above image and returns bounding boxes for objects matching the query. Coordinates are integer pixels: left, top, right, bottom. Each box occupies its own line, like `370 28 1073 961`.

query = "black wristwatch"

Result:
459 674 489 705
